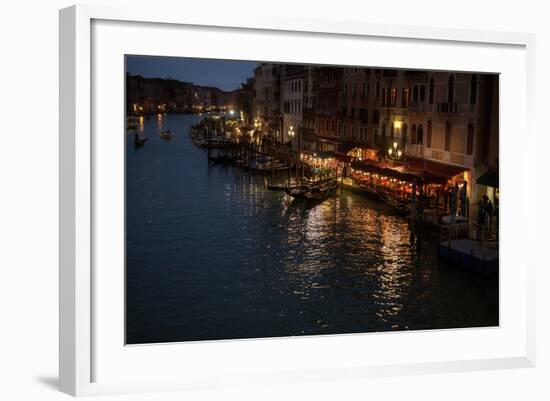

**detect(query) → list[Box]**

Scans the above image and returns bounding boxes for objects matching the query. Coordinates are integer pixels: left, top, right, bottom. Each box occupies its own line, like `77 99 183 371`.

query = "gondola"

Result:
285 178 336 201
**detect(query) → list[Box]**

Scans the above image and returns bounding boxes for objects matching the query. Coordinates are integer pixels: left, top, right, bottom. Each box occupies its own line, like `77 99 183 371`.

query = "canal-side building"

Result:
310 66 343 153
337 68 383 161
231 77 255 124
253 63 283 141
281 65 304 148
299 66 317 152
405 71 499 216
378 69 410 153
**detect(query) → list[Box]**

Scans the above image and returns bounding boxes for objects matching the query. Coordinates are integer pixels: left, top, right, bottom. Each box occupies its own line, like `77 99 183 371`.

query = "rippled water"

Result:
126 113 498 344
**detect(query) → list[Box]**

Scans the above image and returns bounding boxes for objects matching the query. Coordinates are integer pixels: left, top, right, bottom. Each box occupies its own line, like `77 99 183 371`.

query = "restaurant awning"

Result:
405 157 467 182
476 170 499 188
351 160 418 182
351 157 467 185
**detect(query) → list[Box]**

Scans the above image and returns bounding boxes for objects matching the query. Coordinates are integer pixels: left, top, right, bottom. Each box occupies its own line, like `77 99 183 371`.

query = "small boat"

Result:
285 178 336 201
303 185 335 201
159 130 173 140
134 133 148 148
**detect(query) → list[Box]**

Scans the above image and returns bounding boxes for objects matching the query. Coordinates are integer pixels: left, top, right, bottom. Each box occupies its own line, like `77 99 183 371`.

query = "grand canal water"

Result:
126 113 498 344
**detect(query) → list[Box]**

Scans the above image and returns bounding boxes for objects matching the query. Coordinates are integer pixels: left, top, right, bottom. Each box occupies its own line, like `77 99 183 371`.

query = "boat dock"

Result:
439 238 498 275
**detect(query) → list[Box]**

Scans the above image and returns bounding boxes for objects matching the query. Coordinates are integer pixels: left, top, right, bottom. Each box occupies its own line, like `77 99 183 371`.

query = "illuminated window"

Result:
402 88 409 108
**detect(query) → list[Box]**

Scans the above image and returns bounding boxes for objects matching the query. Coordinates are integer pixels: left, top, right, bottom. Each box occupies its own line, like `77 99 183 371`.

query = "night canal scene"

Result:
125 56 499 344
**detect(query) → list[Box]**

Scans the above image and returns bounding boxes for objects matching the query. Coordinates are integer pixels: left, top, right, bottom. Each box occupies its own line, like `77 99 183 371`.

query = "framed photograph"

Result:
60 4 536 396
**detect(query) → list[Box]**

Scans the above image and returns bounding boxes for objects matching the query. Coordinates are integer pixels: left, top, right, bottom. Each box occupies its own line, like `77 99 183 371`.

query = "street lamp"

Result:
387 141 403 160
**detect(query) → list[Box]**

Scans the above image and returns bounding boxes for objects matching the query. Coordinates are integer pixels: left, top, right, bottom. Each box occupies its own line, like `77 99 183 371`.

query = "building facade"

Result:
281 65 304 147
253 64 282 140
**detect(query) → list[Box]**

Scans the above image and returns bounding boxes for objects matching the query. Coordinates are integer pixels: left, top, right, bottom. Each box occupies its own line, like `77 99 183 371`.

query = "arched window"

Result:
411 124 417 144
420 85 426 102
417 124 423 145
427 121 432 148
448 75 455 103
402 123 408 143
402 88 409 108
413 85 419 102
429 77 434 104
470 75 478 105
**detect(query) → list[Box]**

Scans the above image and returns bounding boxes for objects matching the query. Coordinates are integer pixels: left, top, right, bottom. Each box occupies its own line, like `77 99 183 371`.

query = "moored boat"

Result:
285 178 336 201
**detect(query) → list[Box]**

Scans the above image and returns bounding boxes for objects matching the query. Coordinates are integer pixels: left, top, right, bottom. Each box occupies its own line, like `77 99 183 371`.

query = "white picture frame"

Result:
59 3 536 397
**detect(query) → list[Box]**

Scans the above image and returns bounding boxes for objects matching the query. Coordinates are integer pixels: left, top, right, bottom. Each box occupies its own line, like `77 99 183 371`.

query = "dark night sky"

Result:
126 56 258 91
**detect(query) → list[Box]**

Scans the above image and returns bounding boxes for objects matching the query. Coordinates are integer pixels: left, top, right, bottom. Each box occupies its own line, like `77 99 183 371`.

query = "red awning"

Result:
352 158 458 184
405 157 466 180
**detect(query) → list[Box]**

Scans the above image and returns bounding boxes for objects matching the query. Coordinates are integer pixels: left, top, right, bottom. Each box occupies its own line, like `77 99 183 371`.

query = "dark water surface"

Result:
126 113 498 344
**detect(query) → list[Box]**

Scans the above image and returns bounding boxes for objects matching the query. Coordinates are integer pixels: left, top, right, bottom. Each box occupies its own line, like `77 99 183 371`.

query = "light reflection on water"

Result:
126 114 498 344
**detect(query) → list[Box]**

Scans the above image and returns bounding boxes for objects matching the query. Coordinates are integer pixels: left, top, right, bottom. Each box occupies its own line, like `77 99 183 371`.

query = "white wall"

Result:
0 0 548 400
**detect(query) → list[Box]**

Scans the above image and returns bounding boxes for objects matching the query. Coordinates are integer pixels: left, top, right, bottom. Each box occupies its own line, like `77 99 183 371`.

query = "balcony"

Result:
436 102 458 113
457 104 478 114
408 101 428 113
